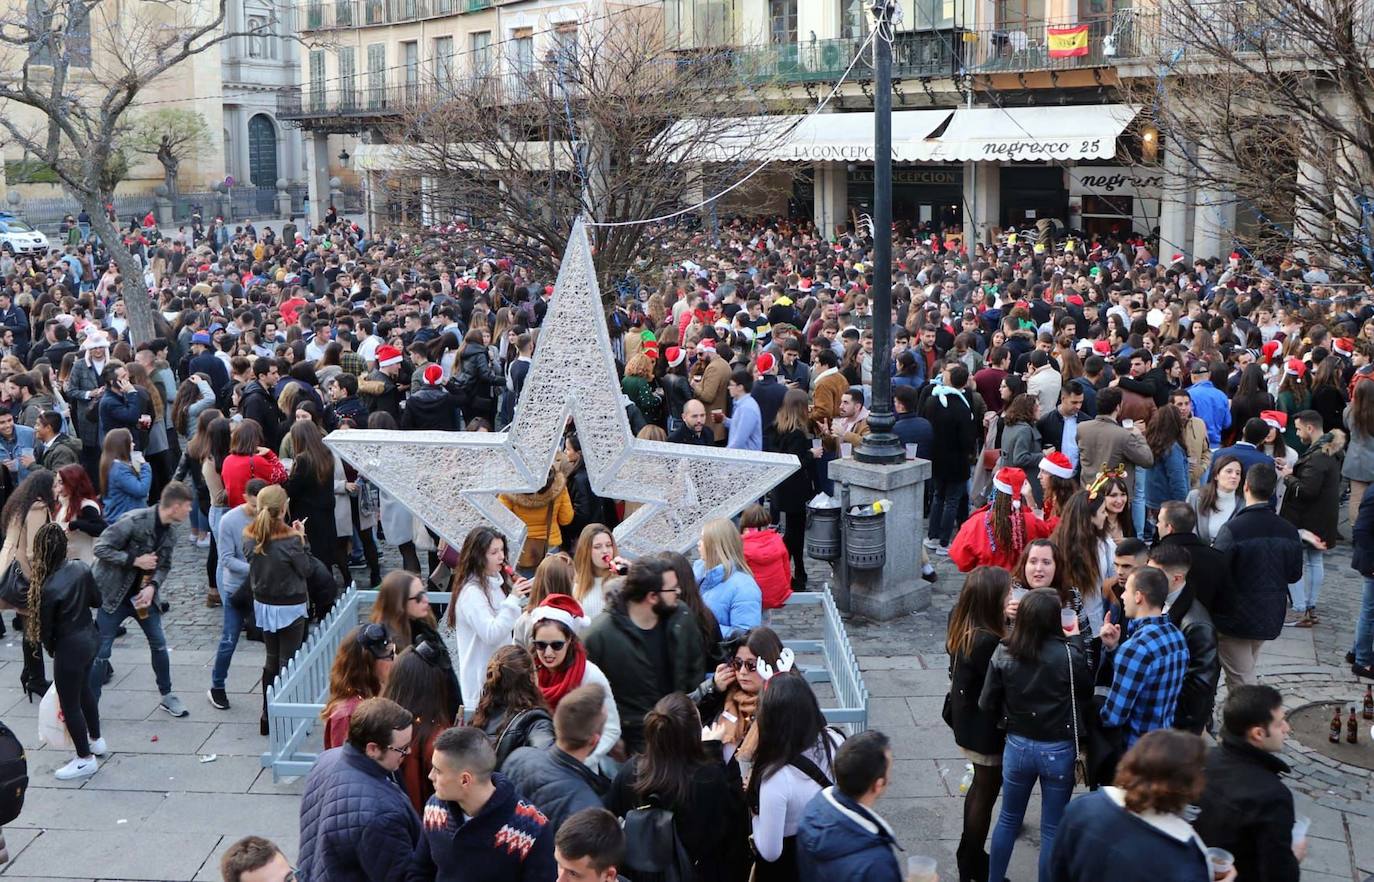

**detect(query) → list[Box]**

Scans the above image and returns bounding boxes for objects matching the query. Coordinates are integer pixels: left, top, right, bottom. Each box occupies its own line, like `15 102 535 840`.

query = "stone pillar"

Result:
305 131 331 226
1293 157 1329 255
825 458 932 620
1191 146 1235 260
275 178 293 218
1159 141 1194 260
963 160 999 248
813 162 848 241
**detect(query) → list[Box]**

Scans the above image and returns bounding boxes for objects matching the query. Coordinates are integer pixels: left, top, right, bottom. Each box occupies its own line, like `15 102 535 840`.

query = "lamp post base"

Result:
827 456 933 620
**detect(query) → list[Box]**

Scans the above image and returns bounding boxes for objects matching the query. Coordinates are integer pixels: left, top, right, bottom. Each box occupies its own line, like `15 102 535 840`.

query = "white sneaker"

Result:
935 545 950 557
195 535 211 549
88 737 107 756
55 756 98 780
923 538 940 551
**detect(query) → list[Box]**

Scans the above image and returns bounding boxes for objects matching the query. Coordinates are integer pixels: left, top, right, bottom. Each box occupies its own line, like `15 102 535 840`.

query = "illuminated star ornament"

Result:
325 218 799 559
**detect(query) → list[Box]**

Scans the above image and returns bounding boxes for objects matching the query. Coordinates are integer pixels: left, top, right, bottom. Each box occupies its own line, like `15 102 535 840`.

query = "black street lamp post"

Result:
856 0 904 465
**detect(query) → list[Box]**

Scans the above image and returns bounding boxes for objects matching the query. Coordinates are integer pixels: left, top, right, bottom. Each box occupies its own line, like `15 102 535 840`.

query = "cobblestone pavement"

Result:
0 524 1369 880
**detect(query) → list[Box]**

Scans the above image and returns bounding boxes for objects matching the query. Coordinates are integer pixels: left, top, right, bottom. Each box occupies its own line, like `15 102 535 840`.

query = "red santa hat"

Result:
1093 340 1113 356
420 363 444 386
1334 337 1355 356
993 467 1028 508
665 345 686 369
1262 340 1282 364
1170 252 1186 264
697 338 716 352
756 351 776 374
1065 294 1084 307
529 593 591 634
544 285 555 296
376 345 402 368
475 279 490 292
1041 451 1075 480
1260 410 1288 431
1285 357 1307 378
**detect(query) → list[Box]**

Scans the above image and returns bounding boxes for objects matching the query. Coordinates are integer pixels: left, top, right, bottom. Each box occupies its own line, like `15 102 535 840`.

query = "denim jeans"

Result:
1288 546 1325 612
988 733 1076 882
89 599 172 701
927 477 967 545
1353 577 1374 667
1132 466 1146 537
211 597 246 690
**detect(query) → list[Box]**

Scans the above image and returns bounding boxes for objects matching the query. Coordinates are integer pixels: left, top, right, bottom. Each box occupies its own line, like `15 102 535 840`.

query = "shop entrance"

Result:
1001 166 1068 229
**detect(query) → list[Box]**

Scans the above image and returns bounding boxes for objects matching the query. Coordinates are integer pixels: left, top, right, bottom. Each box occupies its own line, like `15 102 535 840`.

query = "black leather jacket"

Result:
481 706 555 769
979 636 1093 743
38 560 99 655
1167 586 1220 734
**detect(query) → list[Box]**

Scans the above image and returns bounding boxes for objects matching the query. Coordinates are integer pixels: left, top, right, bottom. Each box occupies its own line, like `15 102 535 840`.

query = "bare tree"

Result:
1125 0 1374 277
127 107 212 197
376 9 796 291
0 0 276 342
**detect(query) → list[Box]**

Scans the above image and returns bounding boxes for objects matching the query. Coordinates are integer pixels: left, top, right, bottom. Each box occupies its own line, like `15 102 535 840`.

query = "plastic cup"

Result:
1292 815 1311 846
1122 418 1135 430
811 438 822 454
1011 587 1029 602
1061 607 1078 633
906 856 938 882
905 443 918 460
1206 847 1234 880
840 442 853 458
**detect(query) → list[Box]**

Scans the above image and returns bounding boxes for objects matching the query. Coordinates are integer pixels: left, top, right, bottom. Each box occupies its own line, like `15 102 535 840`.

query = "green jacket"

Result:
38 433 81 472
583 604 707 749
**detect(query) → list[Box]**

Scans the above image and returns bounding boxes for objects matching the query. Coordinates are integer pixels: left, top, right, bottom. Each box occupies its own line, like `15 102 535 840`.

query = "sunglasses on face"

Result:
533 640 567 653
730 657 759 672
407 591 428 603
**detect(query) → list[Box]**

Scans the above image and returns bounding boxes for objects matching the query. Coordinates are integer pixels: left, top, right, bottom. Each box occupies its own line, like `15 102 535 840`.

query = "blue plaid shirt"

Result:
1100 614 1189 747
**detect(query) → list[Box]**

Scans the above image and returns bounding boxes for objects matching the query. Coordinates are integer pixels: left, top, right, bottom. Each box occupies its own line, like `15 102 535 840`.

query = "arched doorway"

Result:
247 114 279 214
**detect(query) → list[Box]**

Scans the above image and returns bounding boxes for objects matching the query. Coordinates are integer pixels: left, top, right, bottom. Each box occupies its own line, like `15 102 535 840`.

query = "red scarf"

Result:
537 642 588 710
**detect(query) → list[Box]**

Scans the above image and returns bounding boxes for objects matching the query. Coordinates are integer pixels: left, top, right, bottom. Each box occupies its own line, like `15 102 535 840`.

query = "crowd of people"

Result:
0 204 1369 880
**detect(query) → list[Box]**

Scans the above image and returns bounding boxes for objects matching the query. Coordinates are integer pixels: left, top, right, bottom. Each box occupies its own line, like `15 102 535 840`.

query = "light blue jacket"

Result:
217 503 254 601
0 424 36 482
102 460 151 523
1145 442 1190 509
693 560 762 637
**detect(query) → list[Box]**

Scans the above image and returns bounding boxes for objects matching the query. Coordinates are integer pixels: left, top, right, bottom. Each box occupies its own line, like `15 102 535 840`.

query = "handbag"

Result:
516 500 556 569
0 560 28 608
981 416 1005 471
1065 642 1089 786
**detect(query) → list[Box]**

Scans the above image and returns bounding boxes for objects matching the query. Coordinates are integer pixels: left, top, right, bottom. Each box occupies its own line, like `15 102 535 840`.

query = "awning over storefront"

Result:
921 105 1140 162
353 141 578 172
666 110 954 164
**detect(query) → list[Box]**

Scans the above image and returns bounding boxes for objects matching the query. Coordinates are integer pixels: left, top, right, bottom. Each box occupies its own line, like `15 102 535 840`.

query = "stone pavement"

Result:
0 525 1371 880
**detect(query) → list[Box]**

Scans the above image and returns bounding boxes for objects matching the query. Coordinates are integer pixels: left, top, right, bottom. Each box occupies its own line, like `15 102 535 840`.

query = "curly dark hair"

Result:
1113 728 1206 815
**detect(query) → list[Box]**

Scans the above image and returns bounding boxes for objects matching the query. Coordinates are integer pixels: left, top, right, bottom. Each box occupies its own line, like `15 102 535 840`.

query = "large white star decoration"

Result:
325 218 800 559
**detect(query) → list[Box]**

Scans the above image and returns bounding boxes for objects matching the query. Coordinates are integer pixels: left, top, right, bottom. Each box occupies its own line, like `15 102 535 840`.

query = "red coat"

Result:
741 527 792 609
221 451 289 507
949 506 1052 573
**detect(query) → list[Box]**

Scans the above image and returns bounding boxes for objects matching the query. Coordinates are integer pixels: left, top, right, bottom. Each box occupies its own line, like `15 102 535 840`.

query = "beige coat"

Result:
1075 415 1155 496
1182 416 1212 488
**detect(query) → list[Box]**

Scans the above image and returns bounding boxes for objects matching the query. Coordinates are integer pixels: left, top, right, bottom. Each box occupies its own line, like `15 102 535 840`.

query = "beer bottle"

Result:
1364 686 1372 721
1348 707 1359 744
1331 706 1343 743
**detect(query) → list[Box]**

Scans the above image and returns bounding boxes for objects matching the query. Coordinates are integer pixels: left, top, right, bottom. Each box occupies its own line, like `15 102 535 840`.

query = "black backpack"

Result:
621 795 694 882
0 721 28 825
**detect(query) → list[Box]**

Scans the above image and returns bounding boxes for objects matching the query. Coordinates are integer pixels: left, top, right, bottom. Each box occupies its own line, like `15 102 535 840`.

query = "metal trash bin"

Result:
805 504 841 561
844 508 887 570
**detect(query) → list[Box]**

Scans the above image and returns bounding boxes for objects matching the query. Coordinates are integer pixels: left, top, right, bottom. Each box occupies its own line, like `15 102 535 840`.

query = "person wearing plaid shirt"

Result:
1098 566 1190 748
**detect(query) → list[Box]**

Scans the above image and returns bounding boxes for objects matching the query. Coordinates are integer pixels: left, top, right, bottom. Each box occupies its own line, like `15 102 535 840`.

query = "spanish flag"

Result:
1047 24 1090 57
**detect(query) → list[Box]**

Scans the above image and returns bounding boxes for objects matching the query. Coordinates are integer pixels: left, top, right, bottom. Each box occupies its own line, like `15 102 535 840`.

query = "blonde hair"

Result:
700 518 752 579
243 484 294 549
625 354 654 380
572 523 615 603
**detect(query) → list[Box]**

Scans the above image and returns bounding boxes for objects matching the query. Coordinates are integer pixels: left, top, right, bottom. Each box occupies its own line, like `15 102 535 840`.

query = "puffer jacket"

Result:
500 744 610 832
693 560 763 637
451 342 503 409
498 470 575 550
1212 502 1303 640
797 786 901 882
245 533 311 607
978 635 1093 743
298 744 421 882
1280 429 1345 546
741 527 792 610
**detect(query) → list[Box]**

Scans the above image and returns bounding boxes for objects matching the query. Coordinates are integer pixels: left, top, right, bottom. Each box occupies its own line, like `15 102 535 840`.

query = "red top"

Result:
949 506 1052 573
324 695 364 750
221 452 288 507
741 527 793 610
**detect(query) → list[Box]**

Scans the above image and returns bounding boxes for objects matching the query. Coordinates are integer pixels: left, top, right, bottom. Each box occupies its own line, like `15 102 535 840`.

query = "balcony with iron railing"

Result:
300 0 492 31
277 70 557 125
731 31 962 81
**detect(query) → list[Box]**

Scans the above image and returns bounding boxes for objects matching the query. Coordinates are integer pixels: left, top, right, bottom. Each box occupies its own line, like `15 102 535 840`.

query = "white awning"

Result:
665 109 953 164
353 141 577 172
922 105 1140 162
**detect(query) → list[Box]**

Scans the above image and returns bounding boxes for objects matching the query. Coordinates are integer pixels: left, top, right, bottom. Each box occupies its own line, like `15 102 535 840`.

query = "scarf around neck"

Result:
537 641 588 710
